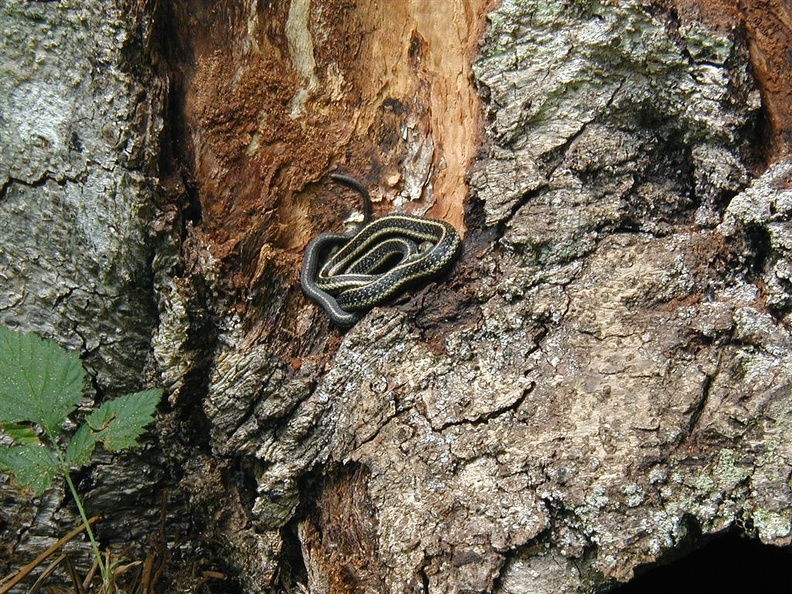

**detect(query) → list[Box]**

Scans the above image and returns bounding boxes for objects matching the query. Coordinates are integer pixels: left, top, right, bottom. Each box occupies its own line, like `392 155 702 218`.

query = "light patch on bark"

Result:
286 0 319 117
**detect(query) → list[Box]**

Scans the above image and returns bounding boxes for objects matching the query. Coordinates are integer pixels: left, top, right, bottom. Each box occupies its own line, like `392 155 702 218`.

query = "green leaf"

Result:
0 326 85 438
0 423 42 445
65 423 99 468
0 444 60 494
86 389 162 452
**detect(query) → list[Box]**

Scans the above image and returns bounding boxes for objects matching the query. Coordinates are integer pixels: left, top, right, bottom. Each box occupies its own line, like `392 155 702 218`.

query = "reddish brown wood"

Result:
740 0 792 161
676 0 792 162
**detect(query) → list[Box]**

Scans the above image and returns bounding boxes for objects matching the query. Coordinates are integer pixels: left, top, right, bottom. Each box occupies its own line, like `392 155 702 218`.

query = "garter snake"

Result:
300 174 461 326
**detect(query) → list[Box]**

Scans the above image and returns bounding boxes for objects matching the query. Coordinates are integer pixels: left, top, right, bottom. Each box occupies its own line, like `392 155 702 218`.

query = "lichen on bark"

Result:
150 0 791 591
284 0 792 592
0 0 168 582
0 1 161 392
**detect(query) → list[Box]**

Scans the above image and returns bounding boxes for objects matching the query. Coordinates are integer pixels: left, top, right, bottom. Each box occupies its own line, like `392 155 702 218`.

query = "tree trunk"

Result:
2 0 791 593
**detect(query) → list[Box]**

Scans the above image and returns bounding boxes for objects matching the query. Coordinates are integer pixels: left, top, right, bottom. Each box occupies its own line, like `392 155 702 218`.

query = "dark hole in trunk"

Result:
612 531 791 594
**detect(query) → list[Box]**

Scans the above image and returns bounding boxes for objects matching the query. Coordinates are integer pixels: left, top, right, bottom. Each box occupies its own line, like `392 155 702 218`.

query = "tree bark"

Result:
2 0 791 593
0 0 172 584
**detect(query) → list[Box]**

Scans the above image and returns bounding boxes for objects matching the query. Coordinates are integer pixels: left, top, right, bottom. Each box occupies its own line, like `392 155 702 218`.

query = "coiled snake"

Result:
300 174 461 326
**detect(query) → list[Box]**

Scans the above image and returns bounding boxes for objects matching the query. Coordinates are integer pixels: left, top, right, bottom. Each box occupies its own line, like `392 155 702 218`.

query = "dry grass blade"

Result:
192 570 227 592
81 558 99 593
137 554 155 594
112 561 142 580
63 556 85 594
0 516 100 594
26 553 67 594
135 487 169 594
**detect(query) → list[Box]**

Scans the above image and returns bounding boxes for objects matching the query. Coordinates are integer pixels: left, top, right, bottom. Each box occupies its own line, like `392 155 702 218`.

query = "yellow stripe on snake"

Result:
301 174 461 327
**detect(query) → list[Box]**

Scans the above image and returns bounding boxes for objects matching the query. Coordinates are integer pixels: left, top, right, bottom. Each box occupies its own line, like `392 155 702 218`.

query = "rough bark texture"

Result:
0 0 189 587
0 0 160 391
2 0 792 593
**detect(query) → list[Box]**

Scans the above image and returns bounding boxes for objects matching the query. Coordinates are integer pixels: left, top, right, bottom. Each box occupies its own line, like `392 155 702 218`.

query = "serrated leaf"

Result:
0 423 41 445
0 444 60 494
65 423 99 468
86 389 162 452
0 326 85 438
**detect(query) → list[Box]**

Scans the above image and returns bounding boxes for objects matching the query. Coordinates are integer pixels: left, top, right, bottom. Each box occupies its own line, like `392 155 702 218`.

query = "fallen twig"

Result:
0 515 101 594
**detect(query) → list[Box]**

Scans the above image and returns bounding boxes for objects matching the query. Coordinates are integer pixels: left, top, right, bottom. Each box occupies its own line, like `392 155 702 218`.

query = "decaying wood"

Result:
2 0 791 593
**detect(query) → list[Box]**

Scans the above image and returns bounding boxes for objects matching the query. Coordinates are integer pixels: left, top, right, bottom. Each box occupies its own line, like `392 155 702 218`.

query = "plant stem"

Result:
63 470 108 582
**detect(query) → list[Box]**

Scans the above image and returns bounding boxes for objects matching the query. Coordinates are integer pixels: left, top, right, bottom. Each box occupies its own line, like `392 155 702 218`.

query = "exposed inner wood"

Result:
350 0 492 231
739 0 792 161
171 1 490 264
160 0 493 337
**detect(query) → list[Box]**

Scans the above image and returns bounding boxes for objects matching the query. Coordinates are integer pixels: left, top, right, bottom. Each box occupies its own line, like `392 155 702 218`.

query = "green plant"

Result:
0 325 162 590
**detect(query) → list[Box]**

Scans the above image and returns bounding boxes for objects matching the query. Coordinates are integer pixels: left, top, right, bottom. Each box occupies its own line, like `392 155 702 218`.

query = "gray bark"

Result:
2 0 791 593
0 1 160 390
0 0 174 586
